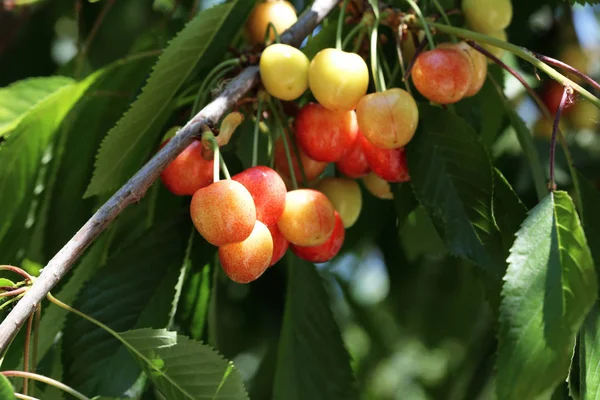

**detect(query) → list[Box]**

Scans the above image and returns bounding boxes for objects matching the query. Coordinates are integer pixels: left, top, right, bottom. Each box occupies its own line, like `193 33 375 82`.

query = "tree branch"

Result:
0 0 340 355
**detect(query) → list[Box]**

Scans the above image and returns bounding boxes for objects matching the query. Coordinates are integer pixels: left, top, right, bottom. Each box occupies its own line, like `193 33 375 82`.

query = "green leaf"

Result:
581 304 600 400
0 375 15 399
274 256 357 400
85 0 254 197
0 76 72 138
0 278 15 287
301 12 338 59
62 216 189 397
406 104 503 276
575 171 600 280
493 168 527 258
497 191 597 400
120 328 249 400
392 182 418 230
0 73 99 262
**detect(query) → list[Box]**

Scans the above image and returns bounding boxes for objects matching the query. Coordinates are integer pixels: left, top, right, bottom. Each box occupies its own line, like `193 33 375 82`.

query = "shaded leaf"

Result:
497 191 597 399
575 171 600 279
0 376 14 399
406 104 503 276
85 1 254 197
120 328 249 400
581 304 600 400
493 168 527 258
274 256 357 400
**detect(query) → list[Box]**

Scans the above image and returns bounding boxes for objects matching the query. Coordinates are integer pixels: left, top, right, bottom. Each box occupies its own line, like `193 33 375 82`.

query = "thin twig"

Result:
0 265 33 282
531 52 600 93
22 314 34 395
550 87 572 192
2 371 90 400
75 0 116 79
0 0 340 355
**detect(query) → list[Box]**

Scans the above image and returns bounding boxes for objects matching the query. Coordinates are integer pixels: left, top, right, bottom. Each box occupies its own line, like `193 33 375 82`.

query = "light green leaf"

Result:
497 191 597 400
274 256 357 400
85 0 254 197
406 104 503 276
0 278 15 287
120 328 249 400
0 76 72 138
581 304 600 400
0 375 15 399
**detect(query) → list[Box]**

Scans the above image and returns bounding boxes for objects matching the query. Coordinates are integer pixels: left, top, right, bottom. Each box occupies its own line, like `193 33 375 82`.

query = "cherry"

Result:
335 130 370 178
232 166 286 227
412 47 473 104
308 48 369 111
541 81 574 116
246 0 297 45
260 44 309 101
190 180 256 246
462 0 513 34
362 172 393 200
439 41 487 98
569 100 600 130
295 103 359 162
160 140 213 196
314 177 362 228
277 189 336 246
268 223 289 266
361 135 410 183
356 88 419 149
219 221 273 284
290 211 345 263
274 137 328 182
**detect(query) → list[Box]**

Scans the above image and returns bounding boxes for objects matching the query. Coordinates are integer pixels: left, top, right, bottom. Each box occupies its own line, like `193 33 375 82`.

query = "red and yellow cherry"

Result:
190 180 256 246
335 130 370 178
219 221 273 284
260 44 309 101
278 189 336 246
295 103 359 162
246 0 297 45
361 136 410 183
160 140 213 196
356 88 419 149
274 137 328 182
412 47 473 104
268 223 289 266
232 166 286 227
462 0 513 34
314 177 362 228
439 41 487 97
290 211 345 263
362 172 393 200
308 48 369 111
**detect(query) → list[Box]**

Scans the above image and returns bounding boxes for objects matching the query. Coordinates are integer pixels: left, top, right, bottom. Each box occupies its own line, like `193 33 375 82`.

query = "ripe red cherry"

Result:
335 130 370 178
160 140 213 196
278 189 336 246
268 223 289 266
219 221 273 284
232 166 286 226
412 48 473 104
295 103 359 162
190 180 256 246
290 211 345 263
274 137 328 182
361 136 410 182
541 81 574 115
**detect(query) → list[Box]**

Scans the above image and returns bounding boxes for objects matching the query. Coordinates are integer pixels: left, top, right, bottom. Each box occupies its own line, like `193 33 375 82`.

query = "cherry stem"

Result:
0 287 28 298
265 22 281 44
75 0 115 79
531 52 600 94
369 14 385 92
404 0 435 49
549 86 571 192
342 21 365 51
268 100 299 189
23 313 33 395
252 98 264 167
395 28 413 95
336 0 350 50
403 37 428 81
191 59 240 115
15 394 39 400
0 265 33 282
2 371 90 400
431 0 456 43
32 305 41 395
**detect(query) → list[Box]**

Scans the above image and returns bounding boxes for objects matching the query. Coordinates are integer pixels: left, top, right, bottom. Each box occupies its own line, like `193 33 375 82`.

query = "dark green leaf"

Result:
120 328 249 400
392 182 418 230
493 168 527 258
497 191 597 399
406 104 503 276
581 304 600 400
85 0 254 197
274 256 357 400
575 171 600 280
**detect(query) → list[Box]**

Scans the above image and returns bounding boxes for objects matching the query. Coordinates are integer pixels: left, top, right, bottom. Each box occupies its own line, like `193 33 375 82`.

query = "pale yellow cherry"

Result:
260 43 309 101
314 177 362 228
362 172 393 200
462 0 513 34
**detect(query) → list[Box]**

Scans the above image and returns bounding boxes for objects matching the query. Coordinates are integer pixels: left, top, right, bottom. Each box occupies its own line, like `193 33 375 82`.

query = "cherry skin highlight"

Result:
160 140 213 196
274 137 328 182
439 41 487 97
291 211 345 263
361 136 410 183
412 48 473 104
219 221 273 284
190 180 256 246
362 172 393 200
295 103 359 162
268 223 289 266
335 130 370 178
246 0 297 45
314 177 362 228
356 88 419 149
277 189 336 247
232 166 286 227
